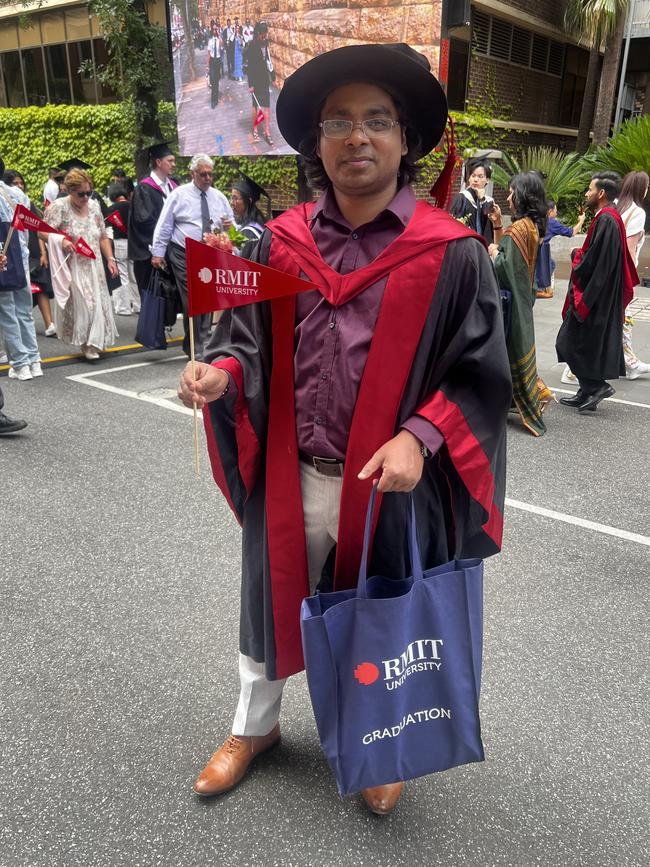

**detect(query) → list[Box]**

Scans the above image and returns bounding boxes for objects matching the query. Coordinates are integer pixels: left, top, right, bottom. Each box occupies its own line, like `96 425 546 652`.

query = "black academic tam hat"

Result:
276 43 448 159
144 142 175 164
57 158 92 172
233 172 269 205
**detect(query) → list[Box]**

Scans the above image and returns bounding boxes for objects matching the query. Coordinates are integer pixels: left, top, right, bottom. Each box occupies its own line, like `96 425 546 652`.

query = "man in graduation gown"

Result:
557 172 638 412
127 143 178 297
177 43 511 814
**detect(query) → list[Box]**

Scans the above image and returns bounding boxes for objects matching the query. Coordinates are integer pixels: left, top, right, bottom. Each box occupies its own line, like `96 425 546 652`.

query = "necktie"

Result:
200 191 211 235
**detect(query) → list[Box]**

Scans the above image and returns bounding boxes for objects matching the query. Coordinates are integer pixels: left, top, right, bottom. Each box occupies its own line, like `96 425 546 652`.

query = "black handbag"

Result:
135 269 168 350
0 222 25 291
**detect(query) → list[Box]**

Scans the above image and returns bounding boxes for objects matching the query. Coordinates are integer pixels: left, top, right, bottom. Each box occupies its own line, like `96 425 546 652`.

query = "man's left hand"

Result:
358 430 424 493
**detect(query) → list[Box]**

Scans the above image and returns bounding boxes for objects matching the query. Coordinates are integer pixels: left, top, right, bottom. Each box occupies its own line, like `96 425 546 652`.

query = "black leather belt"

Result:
299 451 344 478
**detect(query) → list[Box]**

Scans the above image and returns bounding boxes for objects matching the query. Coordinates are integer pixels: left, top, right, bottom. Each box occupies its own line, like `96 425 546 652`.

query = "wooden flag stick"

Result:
3 225 15 251
188 315 201 477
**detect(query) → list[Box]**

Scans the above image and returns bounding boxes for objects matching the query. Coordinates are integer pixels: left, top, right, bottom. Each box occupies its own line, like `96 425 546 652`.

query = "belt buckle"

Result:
313 456 343 478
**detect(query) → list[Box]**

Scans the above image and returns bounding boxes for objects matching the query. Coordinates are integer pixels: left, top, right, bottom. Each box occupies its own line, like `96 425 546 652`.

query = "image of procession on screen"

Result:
170 0 439 157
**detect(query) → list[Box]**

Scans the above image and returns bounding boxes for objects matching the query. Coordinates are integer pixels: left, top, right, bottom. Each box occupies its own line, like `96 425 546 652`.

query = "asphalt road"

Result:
1 284 648 866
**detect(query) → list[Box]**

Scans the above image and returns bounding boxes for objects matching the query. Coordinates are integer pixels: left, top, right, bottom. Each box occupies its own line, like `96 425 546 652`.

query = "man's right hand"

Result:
178 362 229 409
151 256 167 270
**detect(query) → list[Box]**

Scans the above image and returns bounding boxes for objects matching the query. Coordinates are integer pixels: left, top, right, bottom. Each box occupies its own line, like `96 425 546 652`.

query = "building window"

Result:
68 40 97 103
44 43 72 103
472 10 565 78
22 46 48 106
560 45 590 127
1 51 26 106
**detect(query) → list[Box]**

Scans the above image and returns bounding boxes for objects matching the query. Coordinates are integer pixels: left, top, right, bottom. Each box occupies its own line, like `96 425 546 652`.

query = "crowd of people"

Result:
450 156 648 433
0 143 273 433
205 18 275 145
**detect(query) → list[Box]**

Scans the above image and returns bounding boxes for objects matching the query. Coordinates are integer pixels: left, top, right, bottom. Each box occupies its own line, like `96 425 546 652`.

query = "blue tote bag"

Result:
300 485 485 796
135 270 167 350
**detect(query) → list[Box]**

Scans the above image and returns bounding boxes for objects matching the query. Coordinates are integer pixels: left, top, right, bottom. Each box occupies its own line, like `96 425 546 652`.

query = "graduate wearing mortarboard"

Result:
127 143 178 297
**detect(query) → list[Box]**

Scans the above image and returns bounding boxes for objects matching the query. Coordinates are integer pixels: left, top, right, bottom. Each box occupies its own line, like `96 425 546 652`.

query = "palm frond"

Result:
565 0 628 43
492 146 593 207
591 115 650 174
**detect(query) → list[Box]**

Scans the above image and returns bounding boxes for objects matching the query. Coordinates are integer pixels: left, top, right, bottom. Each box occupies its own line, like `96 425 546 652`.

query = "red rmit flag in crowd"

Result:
185 237 318 316
11 203 64 235
73 236 96 259
106 210 127 235
253 106 265 129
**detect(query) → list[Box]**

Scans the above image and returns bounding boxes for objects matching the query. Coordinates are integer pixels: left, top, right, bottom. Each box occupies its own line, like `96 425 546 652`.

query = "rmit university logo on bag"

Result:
354 638 443 691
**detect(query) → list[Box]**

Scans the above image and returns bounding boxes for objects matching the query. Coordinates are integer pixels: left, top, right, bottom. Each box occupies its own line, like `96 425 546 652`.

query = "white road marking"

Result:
551 387 650 409
68 358 650 547
67 356 194 417
505 498 650 547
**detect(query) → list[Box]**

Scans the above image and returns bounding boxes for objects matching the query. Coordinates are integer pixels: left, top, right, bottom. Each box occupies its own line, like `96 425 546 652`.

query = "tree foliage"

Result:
591 115 650 175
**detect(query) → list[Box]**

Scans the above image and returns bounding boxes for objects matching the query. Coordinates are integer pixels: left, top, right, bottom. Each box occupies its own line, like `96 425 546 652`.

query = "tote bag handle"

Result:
357 483 424 598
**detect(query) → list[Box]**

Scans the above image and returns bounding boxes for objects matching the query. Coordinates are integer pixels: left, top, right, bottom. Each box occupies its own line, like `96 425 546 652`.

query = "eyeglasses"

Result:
319 118 400 140
195 171 213 178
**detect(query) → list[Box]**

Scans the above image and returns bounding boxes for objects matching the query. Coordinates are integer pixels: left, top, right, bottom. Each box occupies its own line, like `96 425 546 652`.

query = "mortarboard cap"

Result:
144 142 175 164
57 158 93 172
233 172 271 217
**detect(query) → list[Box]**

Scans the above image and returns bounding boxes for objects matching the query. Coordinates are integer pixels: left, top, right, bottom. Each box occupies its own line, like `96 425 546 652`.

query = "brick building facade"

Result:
200 0 442 86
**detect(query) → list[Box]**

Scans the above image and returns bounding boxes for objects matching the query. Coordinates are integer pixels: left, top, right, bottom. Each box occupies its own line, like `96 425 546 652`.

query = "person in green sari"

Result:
489 172 553 437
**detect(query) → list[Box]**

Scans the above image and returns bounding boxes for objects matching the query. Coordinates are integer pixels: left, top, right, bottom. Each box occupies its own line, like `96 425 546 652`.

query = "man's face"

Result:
192 164 213 192
468 166 488 193
585 179 602 211
156 155 176 178
317 83 407 201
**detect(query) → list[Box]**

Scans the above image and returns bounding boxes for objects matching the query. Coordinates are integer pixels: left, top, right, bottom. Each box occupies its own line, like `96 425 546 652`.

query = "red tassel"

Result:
429 115 460 210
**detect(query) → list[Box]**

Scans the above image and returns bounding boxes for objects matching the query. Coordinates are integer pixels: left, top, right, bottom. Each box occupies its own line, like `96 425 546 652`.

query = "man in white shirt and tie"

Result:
151 153 234 361
207 23 222 108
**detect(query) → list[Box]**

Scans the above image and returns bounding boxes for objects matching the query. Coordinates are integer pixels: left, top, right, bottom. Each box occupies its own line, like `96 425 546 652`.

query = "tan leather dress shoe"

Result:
193 724 281 797
361 782 404 815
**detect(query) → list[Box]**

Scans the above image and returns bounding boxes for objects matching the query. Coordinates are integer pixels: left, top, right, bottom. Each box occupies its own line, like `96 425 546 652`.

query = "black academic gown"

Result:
556 210 628 380
202 205 511 681
128 181 168 294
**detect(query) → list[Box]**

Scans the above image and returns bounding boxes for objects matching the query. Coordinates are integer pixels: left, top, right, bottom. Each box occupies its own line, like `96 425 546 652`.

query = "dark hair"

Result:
463 156 492 183
232 187 266 227
111 167 127 179
617 170 649 215
509 171 548 237
591 170 621 203
253 21 268 38
0 156 5 177
107 181 129 202
300 88 421 191
3 169 25 191
547 199 556 210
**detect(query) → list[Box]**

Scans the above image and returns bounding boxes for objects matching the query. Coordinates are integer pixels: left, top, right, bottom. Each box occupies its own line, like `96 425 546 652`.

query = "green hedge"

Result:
0 101 498 202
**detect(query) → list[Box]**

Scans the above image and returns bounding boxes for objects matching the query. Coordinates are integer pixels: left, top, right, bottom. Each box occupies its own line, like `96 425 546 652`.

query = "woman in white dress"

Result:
618 170 649 379
43 169 118 360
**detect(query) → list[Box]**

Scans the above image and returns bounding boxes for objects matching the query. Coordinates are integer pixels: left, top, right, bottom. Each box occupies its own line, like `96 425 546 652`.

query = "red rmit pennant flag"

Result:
185 237 319 315
253 107 265 129
74 236 96 259
106 210 127 235
11 203 65 235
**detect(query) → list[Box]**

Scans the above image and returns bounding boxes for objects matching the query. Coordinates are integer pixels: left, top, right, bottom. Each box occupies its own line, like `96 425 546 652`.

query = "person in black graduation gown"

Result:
557 171 638 412
230 172 269 254
449 156 502 244
127 143 178 297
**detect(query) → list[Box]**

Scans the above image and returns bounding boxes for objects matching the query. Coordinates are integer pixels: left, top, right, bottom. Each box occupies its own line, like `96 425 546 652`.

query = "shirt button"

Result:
328 322 335 330
315 416 324 425
320 372 328 380
352 232 358 240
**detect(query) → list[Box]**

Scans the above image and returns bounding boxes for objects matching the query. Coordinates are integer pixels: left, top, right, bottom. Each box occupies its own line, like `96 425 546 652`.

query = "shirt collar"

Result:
310 185 416 231
150 171 168 189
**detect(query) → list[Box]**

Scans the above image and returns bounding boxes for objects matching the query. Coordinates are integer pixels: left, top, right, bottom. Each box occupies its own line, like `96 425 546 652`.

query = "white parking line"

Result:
68 359 650 547
66 356 194 417
505 498 650 547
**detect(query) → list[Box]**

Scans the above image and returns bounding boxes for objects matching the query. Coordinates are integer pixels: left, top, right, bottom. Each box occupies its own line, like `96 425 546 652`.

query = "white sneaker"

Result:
0 353 8 364
81 345 100 360
561 365 577 385
30 361 43 377
44 323 56 336
8 365 33 381
626 361 650 380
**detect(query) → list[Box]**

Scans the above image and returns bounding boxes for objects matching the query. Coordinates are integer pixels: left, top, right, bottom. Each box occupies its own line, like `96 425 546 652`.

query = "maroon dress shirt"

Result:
294 185 442 460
